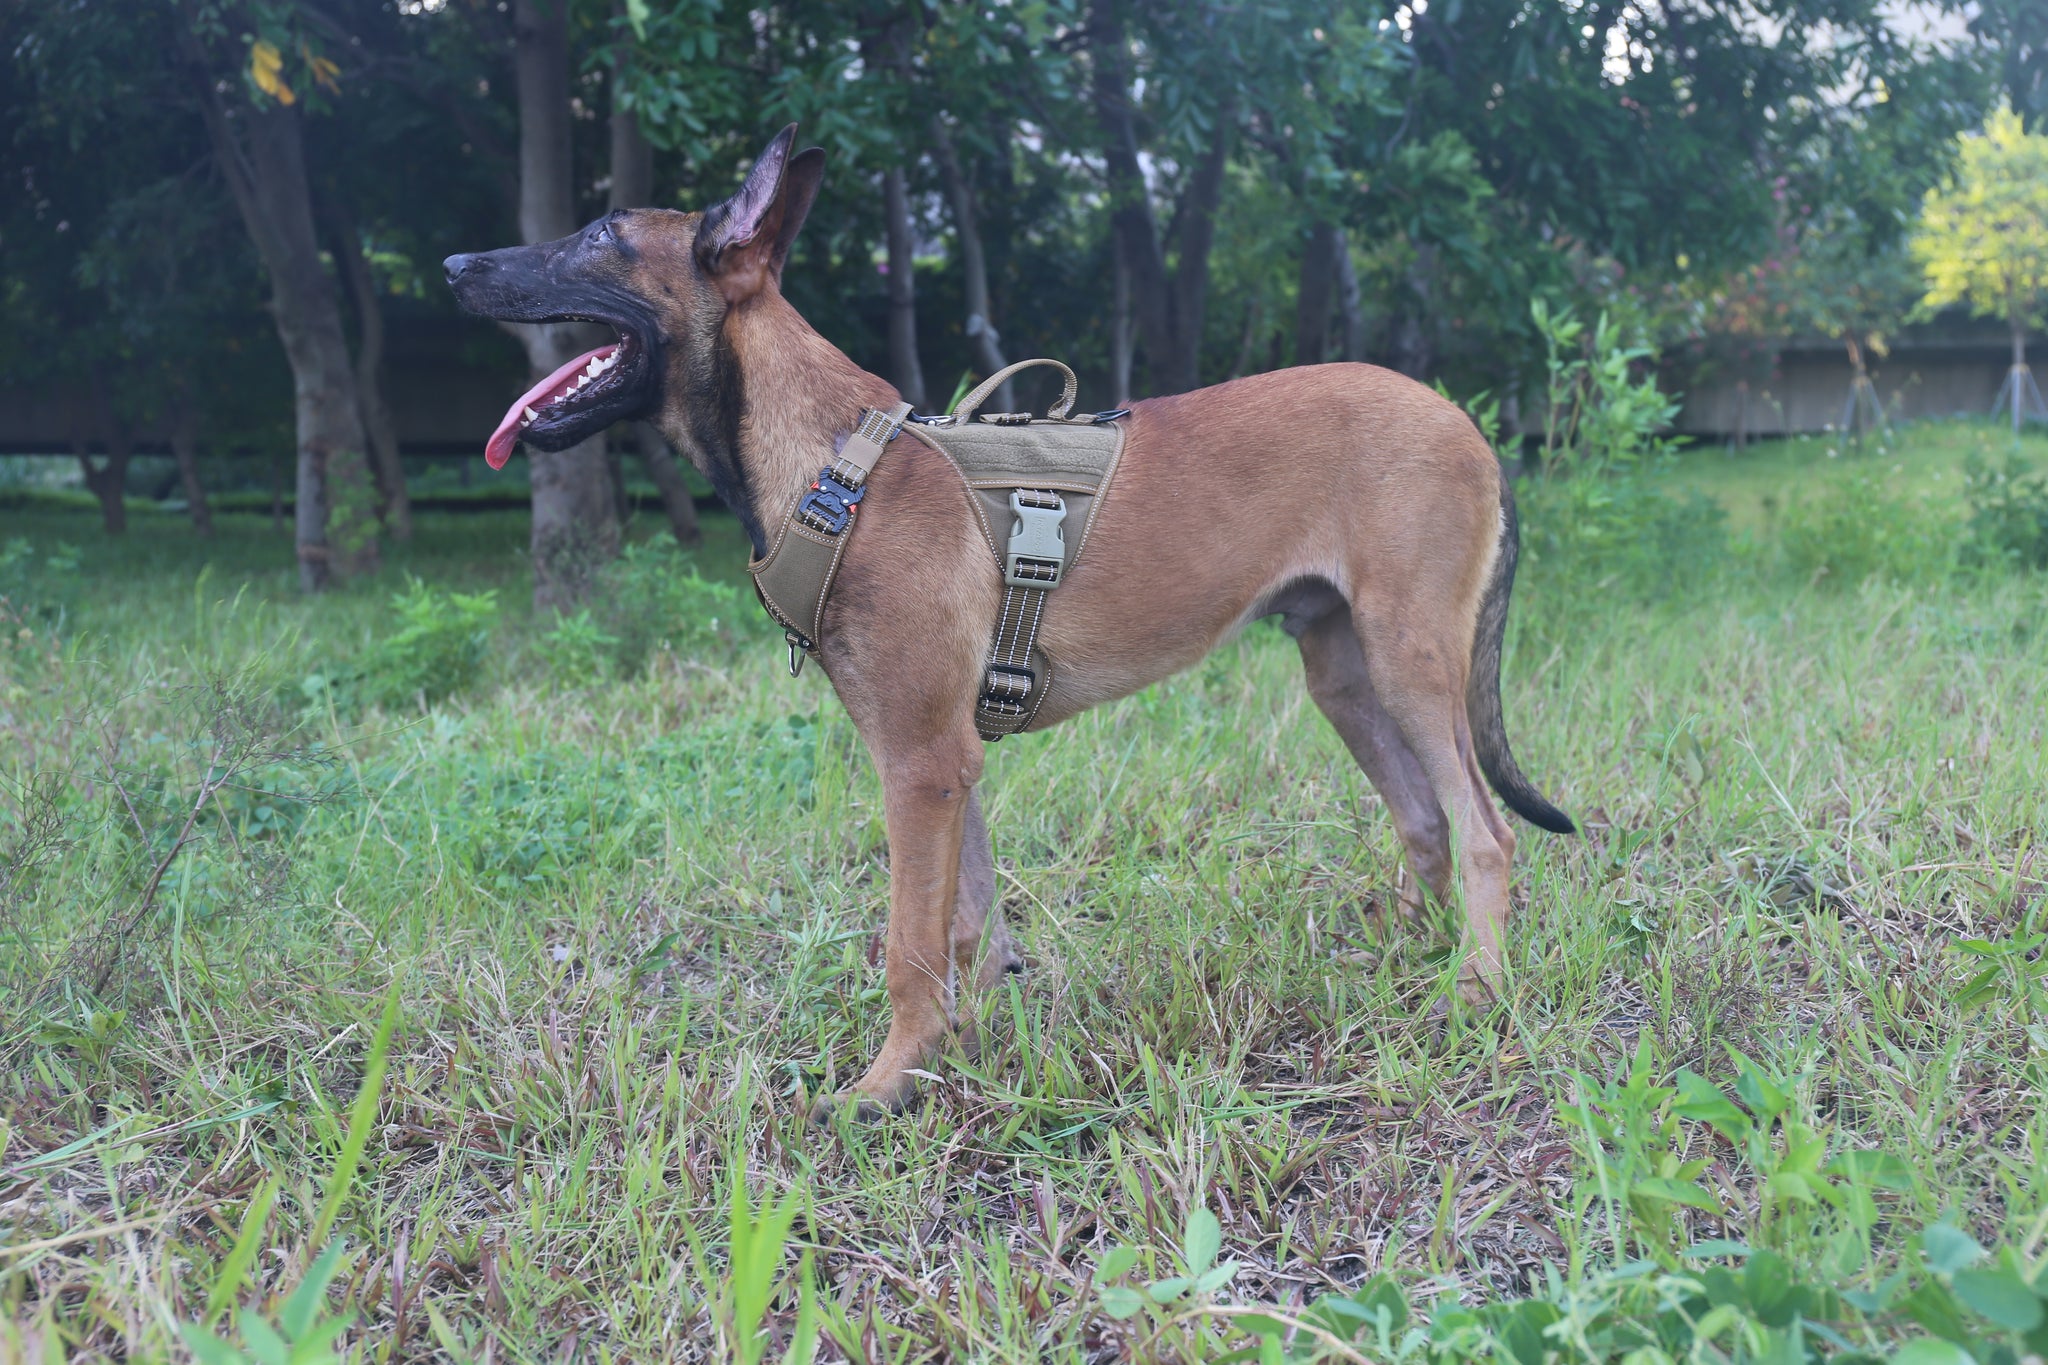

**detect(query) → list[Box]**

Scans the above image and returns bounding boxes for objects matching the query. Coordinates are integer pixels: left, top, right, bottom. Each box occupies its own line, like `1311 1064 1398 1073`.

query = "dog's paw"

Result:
1455 973 1499 1008
808 1088 907 1125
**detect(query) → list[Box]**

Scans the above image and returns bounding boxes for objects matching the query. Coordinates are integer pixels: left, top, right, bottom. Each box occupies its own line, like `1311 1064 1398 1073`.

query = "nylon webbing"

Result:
795 402 910 535
975 487 1063 740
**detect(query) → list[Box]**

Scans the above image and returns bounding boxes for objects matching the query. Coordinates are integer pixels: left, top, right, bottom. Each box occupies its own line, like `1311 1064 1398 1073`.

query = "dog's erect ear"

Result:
695 124 826 298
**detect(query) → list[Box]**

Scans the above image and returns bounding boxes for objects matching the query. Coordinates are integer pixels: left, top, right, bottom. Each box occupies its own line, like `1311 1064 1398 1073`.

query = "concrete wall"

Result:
1673 321 2044 437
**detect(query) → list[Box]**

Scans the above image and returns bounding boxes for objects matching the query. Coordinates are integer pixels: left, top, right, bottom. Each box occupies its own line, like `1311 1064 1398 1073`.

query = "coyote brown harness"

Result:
749 359 1127 741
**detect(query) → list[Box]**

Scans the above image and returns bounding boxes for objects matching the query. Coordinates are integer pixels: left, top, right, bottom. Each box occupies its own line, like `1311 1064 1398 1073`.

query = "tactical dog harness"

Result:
749 359 1127 741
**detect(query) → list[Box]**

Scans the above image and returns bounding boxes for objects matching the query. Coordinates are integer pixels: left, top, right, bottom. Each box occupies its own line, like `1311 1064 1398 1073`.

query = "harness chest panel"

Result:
908 417 1125 738
748 359 1124 742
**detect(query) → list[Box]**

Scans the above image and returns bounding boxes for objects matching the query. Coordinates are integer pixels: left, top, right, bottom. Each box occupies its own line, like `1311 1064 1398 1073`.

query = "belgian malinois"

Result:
446 126 1574 1119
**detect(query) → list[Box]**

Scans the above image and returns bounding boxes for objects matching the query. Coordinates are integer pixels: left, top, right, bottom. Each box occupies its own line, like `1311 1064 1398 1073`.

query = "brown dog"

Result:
446 127 1574 1118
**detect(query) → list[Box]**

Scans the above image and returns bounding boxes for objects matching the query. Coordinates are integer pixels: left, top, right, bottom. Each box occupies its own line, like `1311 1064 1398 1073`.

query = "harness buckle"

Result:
796 469 865 535
1004 490 1067 588
785 630 810 677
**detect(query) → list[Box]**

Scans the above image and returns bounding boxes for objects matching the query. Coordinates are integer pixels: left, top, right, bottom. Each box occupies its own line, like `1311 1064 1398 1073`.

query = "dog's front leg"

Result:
814 738 980 1120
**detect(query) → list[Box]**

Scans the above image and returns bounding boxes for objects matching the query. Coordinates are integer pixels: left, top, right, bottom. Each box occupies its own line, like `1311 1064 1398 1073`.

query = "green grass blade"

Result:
204 1177 280 1326
306 979 402 1251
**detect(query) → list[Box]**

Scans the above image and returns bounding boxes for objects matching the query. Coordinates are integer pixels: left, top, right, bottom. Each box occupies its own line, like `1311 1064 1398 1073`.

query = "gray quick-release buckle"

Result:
1004 490 1066 588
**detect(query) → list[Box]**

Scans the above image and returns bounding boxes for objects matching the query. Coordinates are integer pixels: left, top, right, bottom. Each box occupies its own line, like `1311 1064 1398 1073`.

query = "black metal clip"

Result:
796 468 865 535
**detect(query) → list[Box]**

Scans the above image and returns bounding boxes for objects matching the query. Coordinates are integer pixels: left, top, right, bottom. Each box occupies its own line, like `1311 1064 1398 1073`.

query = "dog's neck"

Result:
661 290 898 557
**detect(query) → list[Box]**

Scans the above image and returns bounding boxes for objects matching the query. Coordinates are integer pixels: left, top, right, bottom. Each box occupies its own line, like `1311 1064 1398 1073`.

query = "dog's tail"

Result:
1467 465 1576 835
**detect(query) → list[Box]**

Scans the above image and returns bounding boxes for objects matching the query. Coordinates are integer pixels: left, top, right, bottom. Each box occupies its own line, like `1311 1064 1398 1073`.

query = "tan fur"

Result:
608 181 1532 1119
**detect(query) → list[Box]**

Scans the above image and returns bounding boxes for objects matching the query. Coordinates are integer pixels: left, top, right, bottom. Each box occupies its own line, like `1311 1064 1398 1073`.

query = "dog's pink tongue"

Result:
483 345 617 470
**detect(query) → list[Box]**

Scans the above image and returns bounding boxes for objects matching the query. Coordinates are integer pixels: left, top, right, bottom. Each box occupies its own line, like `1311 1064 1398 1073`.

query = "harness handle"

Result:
952 358 1078 422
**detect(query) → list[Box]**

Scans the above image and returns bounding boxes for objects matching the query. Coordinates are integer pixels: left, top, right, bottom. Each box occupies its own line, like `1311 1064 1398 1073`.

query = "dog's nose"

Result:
443 253 482 286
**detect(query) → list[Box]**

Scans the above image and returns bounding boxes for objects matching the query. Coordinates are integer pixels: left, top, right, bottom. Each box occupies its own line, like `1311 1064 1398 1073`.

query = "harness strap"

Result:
749 400 912 672
974 487 1067 740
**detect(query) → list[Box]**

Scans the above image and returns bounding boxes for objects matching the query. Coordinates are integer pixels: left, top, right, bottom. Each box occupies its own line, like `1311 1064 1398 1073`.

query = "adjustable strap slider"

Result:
982 663 1034 705
1004 489 1067 588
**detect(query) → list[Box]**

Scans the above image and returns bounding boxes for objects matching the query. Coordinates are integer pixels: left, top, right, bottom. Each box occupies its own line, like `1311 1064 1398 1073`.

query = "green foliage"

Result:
178 983 397 1365
180 1242 354 1365
532 609 619 686
1776 466 1954 585
300 578 497 713
1221 1243 2048 1365
1960 451 2048 569
594 537 761 675
720 1172 814 1365
1517 475 1729 595
1913 104 2048 329
1533 299 1682 478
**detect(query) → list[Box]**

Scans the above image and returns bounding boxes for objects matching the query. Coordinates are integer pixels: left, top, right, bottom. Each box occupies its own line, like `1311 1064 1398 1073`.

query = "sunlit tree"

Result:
1911 103 2048 431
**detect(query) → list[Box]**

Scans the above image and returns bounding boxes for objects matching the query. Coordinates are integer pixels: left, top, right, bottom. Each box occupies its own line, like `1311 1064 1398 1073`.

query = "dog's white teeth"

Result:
585 358 603 378
522 406 539 424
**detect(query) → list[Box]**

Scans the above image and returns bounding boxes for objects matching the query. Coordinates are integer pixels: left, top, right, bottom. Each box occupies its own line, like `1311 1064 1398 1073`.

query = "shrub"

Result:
595 538 761 673
301 578 498 713
1775 467 1952 585
1533 299 1681 478
532 609 619 686
1959 450 2048 571
1518 474 1729 596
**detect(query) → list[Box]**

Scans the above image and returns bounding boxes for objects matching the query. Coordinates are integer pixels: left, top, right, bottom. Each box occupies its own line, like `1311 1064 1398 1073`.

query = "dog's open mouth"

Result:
484 323 651 469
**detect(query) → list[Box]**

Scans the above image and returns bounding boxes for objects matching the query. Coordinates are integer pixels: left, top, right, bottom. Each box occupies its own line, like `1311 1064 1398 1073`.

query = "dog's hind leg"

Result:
952 789 1023 991
1295 609 1454 920
1346 603 1518 996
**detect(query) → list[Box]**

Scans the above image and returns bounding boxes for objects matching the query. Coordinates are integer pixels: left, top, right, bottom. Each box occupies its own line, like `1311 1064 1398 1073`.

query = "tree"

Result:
182 13 383 589
1912 103 2048 432
510 0 619 609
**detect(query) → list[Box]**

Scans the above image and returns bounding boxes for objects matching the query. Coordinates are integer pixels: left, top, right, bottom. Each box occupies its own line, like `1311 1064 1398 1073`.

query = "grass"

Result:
2 422 2046 1362
1662 420 2048 535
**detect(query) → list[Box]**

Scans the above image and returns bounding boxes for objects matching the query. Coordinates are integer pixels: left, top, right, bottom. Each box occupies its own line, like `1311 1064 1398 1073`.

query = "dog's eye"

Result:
594 221 613 245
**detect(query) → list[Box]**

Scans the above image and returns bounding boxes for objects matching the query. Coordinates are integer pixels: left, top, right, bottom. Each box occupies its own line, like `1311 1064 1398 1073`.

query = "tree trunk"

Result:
930 114 1012 411
1093 10 1230 395
79 367 132 535
609 40 655 210
881 166 927 408
328 201 412 541
1296 220 1341 366
195 87 379 591
1163 112 1233 394
1333 228 1366 362
1229 292 1264 380
516 0 619 611
168 381 214 537
1111 233 1134 406
1391 243 1437 380
2015 313 2028 437
1093 16 1172 396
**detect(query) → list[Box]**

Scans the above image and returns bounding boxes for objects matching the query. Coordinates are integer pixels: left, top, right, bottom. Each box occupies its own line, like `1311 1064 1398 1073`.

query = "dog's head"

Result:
445 125 825 469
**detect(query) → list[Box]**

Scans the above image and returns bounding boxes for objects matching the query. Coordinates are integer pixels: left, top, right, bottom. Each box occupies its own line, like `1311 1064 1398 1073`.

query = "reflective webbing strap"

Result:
753 400 912 667
974 488 1064 740
796 402 911 534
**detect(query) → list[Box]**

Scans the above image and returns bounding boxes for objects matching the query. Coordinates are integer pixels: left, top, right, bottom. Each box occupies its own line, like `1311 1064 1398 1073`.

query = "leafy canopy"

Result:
1912 102 2048 326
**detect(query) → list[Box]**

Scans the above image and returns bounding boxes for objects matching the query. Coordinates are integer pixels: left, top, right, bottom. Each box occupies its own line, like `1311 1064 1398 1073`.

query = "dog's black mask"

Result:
444 214 664 468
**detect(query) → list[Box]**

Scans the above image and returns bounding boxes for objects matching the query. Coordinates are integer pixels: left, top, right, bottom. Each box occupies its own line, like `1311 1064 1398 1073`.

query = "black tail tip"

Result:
1509 798 1577 836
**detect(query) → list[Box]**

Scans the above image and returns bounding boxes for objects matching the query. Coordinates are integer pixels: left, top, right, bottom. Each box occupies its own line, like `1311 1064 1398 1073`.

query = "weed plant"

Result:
1 427 2045 1361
